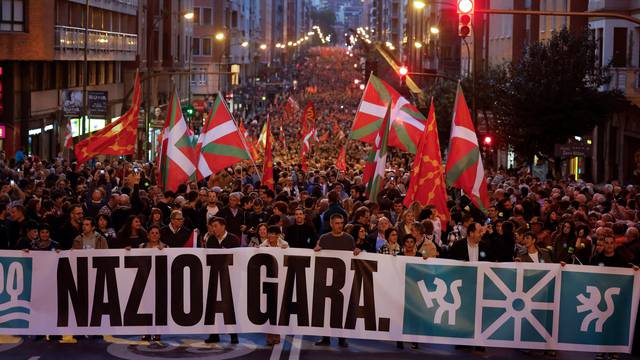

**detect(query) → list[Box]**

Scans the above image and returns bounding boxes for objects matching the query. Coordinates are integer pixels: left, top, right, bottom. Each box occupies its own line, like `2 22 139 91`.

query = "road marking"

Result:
289 336 302 360
270 337 284 360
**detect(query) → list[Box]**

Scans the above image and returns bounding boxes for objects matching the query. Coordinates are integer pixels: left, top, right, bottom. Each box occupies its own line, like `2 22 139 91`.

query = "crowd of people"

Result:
0 47 638 358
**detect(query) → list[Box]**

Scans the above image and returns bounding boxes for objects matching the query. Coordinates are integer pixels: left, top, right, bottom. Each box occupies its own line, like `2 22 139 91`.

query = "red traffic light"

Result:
483 135 493 145
457 0 474 14
398 66 409 76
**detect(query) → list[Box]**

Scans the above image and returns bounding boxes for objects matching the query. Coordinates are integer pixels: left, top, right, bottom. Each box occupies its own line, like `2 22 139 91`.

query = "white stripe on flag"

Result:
360 101 388 118
450 124 479 146
472 155 485 198
395 108 425 132
198 152 213 179
201 120 237 146
167 120 196 176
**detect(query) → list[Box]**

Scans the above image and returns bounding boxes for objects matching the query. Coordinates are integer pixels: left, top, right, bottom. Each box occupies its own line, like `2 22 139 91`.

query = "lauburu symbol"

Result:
0 261 30 328
576 286 620 332
417 278 462 325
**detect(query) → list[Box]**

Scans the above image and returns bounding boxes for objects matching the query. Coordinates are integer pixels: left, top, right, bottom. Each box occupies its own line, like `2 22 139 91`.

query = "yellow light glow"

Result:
413 0 426 9
430 26 440 34
183 11 194 20
414 41 423 48
215 32 225 41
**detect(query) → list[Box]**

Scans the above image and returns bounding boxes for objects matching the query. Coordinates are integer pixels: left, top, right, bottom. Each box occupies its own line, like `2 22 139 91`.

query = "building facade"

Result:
0 0 141 159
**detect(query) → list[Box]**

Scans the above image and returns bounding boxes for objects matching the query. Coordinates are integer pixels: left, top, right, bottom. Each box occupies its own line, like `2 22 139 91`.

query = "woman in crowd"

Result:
248 223 269 248
96 214 117 248
115 215 147 249
147 208 164 228
378 227 401 255
351 224 374 253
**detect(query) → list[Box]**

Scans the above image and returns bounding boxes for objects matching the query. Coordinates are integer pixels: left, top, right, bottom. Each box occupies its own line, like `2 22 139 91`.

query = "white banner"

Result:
0 248 637 353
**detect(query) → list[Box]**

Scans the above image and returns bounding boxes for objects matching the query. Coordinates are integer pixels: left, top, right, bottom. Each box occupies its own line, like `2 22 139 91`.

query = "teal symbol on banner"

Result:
480 267 556 343
0 257 32 328
403 264 476 338
558 271 633 346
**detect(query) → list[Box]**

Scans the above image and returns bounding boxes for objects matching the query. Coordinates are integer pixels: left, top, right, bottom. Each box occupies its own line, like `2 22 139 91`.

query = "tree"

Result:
493 27 625 161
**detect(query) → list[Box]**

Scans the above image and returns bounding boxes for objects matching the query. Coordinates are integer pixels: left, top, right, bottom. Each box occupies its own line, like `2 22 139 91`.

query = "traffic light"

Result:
183 104 195 118
398 65 408 84
457 0 474 38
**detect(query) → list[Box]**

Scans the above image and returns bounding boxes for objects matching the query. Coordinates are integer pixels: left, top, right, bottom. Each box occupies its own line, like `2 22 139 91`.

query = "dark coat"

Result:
447 239 493 262
160 225 192 248
206 232 241 249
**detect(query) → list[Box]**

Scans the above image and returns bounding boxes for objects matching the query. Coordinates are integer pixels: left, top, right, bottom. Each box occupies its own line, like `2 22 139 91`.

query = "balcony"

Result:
55 25 137 61
606 67 640 106
68 0 138 16
588 0 640 12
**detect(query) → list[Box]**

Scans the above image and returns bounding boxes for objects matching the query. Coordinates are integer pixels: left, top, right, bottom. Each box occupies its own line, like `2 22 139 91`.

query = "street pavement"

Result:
0 334 638 360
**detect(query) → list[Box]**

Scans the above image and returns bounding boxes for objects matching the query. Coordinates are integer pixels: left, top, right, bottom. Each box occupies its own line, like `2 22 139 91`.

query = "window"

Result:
193 7 200 24
1 0 25 32
202 38 211 55
191 67 207 86
202 8 212 25
192 38 200 55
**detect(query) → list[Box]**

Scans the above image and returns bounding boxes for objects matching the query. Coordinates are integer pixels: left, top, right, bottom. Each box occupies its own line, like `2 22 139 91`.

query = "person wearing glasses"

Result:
160 210 192 247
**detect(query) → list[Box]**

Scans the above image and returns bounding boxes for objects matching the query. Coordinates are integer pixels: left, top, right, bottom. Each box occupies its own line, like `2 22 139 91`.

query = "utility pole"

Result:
82 0 89 137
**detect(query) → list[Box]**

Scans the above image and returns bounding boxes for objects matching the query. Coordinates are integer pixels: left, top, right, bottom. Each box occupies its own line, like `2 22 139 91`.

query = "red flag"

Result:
336 144 347 171
445 85 490 213
183 229 199 248
74 70 141 163
301 101 316 135
261 117 275 190
404 99 450 228
318 131 329 142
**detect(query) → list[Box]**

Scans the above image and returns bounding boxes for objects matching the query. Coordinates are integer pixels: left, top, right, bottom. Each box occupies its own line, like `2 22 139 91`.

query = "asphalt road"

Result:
0 334 636 360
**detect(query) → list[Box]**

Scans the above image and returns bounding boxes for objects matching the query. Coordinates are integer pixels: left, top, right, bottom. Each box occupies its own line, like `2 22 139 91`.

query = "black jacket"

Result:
205 232 241 249
447 239 493 262
284 223 318 249
160 225 192 248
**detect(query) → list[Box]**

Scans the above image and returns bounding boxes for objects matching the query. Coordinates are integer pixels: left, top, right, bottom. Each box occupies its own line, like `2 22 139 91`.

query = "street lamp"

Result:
183 11 194 20
413 0 426 9
259 44 267 50
241 41 249 47
430 26 440 34
414 41 423 49
215 32 225 41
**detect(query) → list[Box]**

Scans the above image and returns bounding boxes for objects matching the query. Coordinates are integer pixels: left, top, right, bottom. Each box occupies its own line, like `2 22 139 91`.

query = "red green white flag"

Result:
351 74 426 154
196 95 251 179
366 103 392 203
158 89 197 192
445 85 490 213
